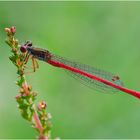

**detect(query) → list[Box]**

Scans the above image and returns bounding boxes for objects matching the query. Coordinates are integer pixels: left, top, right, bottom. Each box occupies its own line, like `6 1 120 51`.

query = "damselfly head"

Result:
25 40 32 46
20 40 32 53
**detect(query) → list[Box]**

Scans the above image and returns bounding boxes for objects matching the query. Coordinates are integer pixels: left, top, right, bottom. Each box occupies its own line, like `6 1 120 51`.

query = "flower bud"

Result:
5 28 11 33
10 26 16 34
38 100 47 110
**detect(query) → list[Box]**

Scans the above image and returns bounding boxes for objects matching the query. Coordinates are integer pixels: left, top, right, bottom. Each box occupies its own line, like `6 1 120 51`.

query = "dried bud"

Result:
38 100 47 110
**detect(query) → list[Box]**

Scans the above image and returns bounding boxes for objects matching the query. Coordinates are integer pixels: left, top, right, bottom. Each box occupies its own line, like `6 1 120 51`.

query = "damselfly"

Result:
20 41 140 99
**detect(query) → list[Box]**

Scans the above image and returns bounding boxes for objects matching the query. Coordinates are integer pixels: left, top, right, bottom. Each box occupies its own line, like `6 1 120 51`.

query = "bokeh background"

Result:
1 1 140 139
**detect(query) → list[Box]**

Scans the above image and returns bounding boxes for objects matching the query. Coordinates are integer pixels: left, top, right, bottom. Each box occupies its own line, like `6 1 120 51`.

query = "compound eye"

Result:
20 45 27 53
26 40 32 46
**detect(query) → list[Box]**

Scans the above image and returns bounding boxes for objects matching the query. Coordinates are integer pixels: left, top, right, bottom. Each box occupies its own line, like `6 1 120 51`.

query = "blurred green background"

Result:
1 1 140 139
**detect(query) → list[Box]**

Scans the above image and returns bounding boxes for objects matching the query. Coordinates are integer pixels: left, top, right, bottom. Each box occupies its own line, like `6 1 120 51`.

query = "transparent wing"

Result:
51 54 124 93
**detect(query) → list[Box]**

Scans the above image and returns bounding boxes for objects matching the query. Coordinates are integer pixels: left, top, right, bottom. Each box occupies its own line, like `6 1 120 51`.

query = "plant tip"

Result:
10 26 16 34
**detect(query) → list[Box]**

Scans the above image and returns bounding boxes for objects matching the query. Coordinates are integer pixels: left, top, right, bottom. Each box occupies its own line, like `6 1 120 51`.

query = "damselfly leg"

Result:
23 53 39 73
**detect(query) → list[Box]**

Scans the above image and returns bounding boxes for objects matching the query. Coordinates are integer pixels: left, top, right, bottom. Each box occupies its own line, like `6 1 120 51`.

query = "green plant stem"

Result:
5 26 52 139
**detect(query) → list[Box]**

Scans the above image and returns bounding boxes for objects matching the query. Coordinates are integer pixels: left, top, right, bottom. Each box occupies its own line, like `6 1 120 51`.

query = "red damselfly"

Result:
20 41 140 99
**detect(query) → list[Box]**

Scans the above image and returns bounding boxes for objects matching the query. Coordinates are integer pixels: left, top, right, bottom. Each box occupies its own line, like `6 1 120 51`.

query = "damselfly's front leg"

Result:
31 57 39 72
23 53 39 73
24 52 30 64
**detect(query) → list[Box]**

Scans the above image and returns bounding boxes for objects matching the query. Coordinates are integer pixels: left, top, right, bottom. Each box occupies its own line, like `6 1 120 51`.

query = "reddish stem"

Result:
38 135 49 140
33 110 44 134
24 82 44 137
